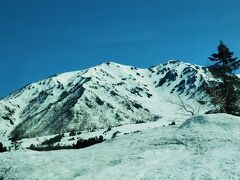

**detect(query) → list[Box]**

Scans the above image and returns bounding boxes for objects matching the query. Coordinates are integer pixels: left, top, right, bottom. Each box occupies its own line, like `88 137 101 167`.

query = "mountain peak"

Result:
0 60 213 140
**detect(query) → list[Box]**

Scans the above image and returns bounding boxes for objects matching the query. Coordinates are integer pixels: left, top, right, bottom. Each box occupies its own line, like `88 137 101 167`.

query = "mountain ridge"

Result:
0 60 214 141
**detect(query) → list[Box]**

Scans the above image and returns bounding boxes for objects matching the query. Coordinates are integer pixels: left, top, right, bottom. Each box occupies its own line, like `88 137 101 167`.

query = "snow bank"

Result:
179 115 208 128
1 114 240 179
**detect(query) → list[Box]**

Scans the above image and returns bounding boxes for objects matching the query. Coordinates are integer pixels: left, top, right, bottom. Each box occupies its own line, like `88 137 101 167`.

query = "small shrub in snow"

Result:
103 126 112 134
146 92 153 98
0 142 7 153
29 144 73 151
69 131 76 136
133 130 141 134
41 134 63 146
169 121 176 126
153 115 161 121
74 136 104 149
135 120 145 124
112 131 120 139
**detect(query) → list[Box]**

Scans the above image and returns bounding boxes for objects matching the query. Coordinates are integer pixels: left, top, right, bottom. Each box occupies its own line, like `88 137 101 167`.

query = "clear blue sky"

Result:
1 0 240 97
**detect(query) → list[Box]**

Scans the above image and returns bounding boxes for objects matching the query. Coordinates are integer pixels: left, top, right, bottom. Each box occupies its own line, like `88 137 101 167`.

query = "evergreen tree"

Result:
209 40 240 74
208 41 240 116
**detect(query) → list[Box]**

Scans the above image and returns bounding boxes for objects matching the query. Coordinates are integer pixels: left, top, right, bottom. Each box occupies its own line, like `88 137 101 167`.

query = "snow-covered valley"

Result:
1 114 240 179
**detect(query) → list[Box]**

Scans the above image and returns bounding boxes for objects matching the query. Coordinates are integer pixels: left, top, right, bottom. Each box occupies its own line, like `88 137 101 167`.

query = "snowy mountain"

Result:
1 60 240 179
1 114 240 179
0 60 214 141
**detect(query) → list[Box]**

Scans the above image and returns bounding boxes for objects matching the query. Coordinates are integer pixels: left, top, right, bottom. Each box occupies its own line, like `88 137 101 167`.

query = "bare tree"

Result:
166 95 209 118
205 75 240 115
206 84 227 113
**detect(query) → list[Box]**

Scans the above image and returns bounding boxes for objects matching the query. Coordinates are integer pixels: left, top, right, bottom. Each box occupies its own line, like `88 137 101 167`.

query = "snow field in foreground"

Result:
1 114 240 180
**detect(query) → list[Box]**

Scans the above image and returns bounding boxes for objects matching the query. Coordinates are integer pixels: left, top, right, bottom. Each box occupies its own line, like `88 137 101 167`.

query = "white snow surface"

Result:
16 117 173 150
1 114 240 180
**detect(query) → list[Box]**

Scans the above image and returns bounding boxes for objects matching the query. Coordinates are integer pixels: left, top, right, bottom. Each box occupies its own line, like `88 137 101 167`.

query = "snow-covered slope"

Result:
0 60 213 140
1 114 240 179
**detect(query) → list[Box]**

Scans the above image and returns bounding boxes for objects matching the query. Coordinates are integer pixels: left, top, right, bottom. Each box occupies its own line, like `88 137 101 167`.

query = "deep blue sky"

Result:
1 0 240 97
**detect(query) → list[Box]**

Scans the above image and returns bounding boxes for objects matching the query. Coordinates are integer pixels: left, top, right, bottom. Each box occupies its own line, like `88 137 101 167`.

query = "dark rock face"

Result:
154 63 207 97
174 80 186 94
95 97 104 105
157 71 178 87
1 105 16 125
